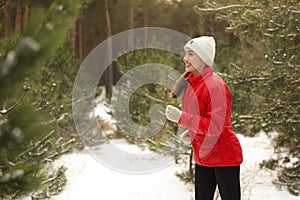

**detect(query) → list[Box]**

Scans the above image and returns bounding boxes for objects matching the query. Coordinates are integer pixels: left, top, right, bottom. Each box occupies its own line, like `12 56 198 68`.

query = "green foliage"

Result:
0 164 45 198
30 43 80 139
0 0 82 199
114 47 191 159
195 0 299 195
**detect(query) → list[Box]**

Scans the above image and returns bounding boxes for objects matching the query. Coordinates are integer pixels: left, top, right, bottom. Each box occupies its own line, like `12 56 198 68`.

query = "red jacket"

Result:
179 67 243 167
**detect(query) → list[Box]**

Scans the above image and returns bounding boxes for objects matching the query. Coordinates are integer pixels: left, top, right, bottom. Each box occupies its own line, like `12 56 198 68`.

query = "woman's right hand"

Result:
165 105 182 123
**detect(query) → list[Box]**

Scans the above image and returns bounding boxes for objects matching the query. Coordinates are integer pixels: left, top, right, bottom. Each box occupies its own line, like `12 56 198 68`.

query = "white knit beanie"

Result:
184 36 216 67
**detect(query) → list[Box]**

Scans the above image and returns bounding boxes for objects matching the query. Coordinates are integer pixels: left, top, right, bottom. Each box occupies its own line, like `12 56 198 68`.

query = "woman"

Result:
166 36 243 200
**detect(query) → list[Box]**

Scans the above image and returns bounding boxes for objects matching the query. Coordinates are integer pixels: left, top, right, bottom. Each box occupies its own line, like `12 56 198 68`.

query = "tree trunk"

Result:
4 1 11 39
143 0 148 47
128 0 134 49
76 18 84 62
104 0 113 100
15 4 23 35
23 0 30 28
68 21 77 50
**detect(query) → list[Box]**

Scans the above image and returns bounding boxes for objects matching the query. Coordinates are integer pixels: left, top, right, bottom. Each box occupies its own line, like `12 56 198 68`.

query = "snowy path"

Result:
52 150 193 200
51 133 299 200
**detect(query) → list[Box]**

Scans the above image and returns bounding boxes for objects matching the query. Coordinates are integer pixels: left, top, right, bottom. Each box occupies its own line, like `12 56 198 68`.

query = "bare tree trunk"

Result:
76 18 84 62
143 0 148 47
23 0 30 28
128 0 134 49
104 0 113 100
15 4 23 35
4 1 10 39
68 21 77 50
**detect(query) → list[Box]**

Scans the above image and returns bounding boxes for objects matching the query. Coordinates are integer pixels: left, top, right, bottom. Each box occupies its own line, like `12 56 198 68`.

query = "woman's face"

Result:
183 48 206 76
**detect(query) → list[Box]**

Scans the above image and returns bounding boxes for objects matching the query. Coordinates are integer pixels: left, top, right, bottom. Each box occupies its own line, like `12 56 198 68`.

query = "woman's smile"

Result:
185 62 192 69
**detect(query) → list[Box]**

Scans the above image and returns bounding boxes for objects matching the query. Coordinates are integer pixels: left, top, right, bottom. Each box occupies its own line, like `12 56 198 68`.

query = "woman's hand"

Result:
180 130 190 144
165 105 182 123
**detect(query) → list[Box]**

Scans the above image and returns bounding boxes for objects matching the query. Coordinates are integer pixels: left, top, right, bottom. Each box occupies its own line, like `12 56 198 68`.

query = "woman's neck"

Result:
192 65 209 77
192 71 201 77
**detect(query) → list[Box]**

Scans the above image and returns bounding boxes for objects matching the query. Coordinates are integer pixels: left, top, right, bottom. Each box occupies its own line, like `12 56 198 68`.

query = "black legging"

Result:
195 164 241 200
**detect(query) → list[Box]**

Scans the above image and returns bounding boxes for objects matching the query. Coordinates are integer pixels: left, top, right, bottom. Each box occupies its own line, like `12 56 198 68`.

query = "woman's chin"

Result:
185 67 192 72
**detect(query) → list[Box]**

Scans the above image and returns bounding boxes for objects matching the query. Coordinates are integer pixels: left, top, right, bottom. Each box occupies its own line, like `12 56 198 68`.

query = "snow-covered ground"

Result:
52 149 193 200
51 132 299 200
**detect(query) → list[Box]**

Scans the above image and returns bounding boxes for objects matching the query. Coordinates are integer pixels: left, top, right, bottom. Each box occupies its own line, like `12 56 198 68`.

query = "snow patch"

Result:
51 133 299 200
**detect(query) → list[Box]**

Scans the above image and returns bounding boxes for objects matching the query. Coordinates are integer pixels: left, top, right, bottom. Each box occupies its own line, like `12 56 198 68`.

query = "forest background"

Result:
0 0 299 199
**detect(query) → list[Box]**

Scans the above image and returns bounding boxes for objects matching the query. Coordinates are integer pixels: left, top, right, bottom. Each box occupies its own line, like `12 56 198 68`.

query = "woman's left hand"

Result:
180 130 190 144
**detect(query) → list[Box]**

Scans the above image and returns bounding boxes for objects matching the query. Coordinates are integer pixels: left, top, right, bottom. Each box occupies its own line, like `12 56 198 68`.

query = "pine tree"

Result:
194 0 299 195
0 0 81 199
113 46 192 169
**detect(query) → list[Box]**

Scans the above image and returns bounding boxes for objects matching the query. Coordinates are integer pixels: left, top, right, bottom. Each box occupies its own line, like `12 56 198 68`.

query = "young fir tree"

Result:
194 0 299 196
112 45 194 179
0 0 81 199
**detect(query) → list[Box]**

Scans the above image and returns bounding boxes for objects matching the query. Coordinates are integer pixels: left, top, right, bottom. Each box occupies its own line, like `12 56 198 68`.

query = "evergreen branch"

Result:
230 63 242 72
193 4 257 13
15 130 55 161
40 138 76 163
0 91 27 115
245 77 269 82
41 166 66 185
140 91 166 103
238 115 261 120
